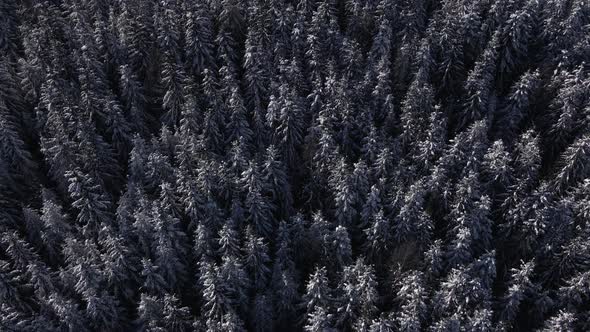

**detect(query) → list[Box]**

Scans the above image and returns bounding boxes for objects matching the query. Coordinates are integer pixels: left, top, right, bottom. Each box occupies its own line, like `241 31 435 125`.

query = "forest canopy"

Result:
0 0 590 331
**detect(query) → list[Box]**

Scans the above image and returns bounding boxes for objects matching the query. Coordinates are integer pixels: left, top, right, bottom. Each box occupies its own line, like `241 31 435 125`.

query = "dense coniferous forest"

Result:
0 0 589 330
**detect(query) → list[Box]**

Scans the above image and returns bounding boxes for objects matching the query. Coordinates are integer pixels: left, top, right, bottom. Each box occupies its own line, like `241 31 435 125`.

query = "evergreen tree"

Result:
335 258 379 329
395 270 427 332
393 182 432 247
243 161 275 238
446 172 493 268
304 306 334 331
482 140 513 194
460 32 499 130
200 262 230 326
272 222 300 328
498 1 539 80
553 134 590 193
250 292 275 332
226 86 253 147
365 209 392 261
262 145 293 218
497 260 536 328
47 294 90 332
66 168 113 237
268 65 305 167
494 70 540 140
400 65 435 150
303 265 332 318
415 107 447 173
184 1 216 76
244 227 271 291
548 66 589 154
539 310 576 332
151 202 189 291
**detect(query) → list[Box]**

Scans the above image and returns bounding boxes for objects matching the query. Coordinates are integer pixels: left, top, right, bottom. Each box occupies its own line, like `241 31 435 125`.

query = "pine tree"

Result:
303 265 332 318
201 69 227 153
512 129 542 186
221 309 247 332
250 292 274 332
218 251 250 317
548 66 589 153
1 231 55 300
140 258 169 295
151 202 188 291
243 161 275 238
498 1 539 80
218 220 241 258
47 293 90 332
433 5 466 95
364 209 391 263
160 294 194 332
330 226 353 272
361 184 383 227
395 270 427 332
465 309 493 332
393 182 432 247
272 222 300 328
0 83 36 181
424 239 445 283
101 228 140 301
460 32 499 130
539 310 576 332
558 269 590 309
85 291 122 331
331 158 358 228
335 258 379 329
136 293 164 331
184 1 216 76
494 70 540 140
431 253 496 328
269 66 305 167
244 227 271 291
118 64 149 136
497 260 536 328
155 0 186 126
226 87 253 148
66 168 113 237
200 262 230 324
501 182 554 260
553 134 590 193
304 306 335 332
34 190 71 265
446 172 493 268
243 25 270 148
262 145 293 219
415 107 447 173
400 64 435 150
482 140 513 194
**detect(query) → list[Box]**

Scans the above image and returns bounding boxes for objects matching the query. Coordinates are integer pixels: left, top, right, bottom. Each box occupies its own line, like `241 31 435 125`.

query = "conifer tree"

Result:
303 265 332 318
497 260 537 328
335 258 379 329
244 226 271 291
395 270 427 332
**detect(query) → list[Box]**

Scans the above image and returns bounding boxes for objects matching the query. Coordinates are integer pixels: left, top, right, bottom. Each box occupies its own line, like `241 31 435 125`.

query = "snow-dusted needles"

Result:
1 0 589 331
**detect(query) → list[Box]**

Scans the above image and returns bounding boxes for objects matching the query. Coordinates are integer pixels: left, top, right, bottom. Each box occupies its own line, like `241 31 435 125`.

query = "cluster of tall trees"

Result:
0 0 589 330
